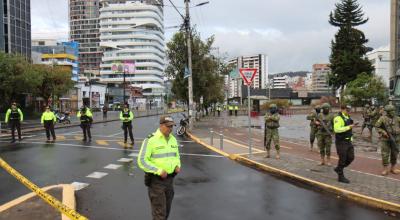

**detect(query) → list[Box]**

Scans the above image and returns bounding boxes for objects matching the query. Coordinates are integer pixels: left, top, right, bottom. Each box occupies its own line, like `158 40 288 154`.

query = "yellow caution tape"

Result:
0 157 88 220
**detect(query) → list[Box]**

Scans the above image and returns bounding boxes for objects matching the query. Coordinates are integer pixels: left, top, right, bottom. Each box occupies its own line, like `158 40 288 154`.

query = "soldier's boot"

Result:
309 143 313 151
264 150 270 158
319 156 325 166
326 156 332 166
381 166 389 176
276 150 280 160
390 165 400 175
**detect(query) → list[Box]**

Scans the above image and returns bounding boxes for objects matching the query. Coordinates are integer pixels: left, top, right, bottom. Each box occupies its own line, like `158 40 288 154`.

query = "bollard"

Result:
219 133 224 150
210 129 214 145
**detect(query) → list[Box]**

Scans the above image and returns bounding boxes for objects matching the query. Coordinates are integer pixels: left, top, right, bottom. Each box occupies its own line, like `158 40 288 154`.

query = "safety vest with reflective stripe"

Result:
137 129 181 175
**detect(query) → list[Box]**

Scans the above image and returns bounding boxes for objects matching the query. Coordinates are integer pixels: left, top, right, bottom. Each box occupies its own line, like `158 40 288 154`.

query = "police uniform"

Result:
41 110 56 142
333 107 355 183
216 105 221 117
5 106 24 142
138 116 181 220
375 105 400 176
264 104 280 159
234 105 239 116
120 108 134 145
77 107 93 142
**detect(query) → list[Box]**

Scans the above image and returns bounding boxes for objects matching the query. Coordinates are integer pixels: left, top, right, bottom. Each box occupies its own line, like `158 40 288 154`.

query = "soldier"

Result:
306 105 321 151
264 104 280 159
360 104 372 137
375 105 400 176
315 103 334 166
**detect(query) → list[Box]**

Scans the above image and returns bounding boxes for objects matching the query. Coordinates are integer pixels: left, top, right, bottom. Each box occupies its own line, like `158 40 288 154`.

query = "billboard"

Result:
111 61 135 74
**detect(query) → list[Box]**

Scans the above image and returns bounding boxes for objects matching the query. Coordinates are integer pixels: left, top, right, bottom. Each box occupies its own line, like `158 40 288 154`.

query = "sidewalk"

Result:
189 112 400 214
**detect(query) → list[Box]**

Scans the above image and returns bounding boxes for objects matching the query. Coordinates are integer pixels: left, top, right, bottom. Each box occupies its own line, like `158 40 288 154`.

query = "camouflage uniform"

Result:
306 106 320 149
361 105 372 132
316 105 334 157
375 105 400 170
264 104 280 159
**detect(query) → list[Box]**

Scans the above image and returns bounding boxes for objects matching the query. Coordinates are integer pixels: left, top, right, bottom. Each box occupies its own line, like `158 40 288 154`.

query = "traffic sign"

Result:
239 68 258 86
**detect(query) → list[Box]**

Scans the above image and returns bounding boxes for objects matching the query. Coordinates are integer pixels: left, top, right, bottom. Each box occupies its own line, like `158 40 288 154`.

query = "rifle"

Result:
381 121 398 150
315 116 334 136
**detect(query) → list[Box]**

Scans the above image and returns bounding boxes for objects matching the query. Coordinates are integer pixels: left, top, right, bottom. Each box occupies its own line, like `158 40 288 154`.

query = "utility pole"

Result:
123 67 126 104
185 0 194 130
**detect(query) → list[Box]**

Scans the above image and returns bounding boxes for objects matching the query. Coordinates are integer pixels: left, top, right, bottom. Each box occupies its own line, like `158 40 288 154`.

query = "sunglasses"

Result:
167 125 173 128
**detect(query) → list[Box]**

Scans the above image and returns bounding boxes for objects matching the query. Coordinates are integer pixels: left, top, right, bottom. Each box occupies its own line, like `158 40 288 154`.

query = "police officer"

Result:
120 103 134 146
360 104 372 137
375 105 400 176
216 105 221 117
333 105 357 183
138 115 181 220
5 102 24 143
41 106 56 142
315 103 334 166
234 104 239 116
228 104 233 116
264 104 280 159
306 105 321 151
77 106 93 142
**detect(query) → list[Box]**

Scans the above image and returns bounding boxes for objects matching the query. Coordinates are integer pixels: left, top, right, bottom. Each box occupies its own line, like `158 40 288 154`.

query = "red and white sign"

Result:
239 68 258 86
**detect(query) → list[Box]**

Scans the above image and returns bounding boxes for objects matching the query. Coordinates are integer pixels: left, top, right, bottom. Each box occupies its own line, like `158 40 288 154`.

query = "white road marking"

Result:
180 153 223 158
60 130 82 135
86 172 108 179
106 132 124 137
117 158 133 163
104 164 122 170
71 182 90 191
128 153 139 157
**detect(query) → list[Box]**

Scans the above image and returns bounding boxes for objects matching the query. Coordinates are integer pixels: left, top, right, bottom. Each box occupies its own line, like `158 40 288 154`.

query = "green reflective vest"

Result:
41 111 56 123
5 108 23 123
119 109 134 122
138 129 181 175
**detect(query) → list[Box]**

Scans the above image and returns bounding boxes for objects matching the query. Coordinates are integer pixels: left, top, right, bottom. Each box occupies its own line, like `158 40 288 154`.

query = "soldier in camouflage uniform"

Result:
375 105 400 176
360 104 372 137
264 104 280 159
306 105 321 151
315 103 334 166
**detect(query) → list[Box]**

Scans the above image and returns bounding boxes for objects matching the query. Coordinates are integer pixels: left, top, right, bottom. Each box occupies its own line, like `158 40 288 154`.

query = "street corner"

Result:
0 184 77 220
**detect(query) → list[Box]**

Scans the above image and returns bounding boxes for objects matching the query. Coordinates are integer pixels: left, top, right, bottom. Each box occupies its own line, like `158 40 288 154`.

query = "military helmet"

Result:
384 104 396 112
269 104 277 109
315 105 321 110
321 103 330 109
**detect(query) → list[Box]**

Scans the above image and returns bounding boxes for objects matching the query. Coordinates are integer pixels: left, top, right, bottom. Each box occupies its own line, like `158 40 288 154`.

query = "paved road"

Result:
0 115 396 219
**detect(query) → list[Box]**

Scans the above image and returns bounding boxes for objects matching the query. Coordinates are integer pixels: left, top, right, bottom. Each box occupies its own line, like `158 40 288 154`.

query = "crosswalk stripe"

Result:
57 135 66 141
117 142 128 147
74 136 82 140
96 140 109 146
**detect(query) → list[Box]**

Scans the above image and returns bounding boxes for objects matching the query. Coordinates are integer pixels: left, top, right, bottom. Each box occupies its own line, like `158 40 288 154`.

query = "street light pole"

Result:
123 68 126 104
185 0 194 130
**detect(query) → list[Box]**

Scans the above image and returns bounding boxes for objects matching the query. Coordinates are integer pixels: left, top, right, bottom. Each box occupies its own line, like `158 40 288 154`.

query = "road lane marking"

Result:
107 132 124 137
180 153 223 158
96 140 109 146
117 142 128 147
129 153 139 157
71 182 90 191
117 158 133 162
104 164 122 170
74 136 82 140
86 172 108 179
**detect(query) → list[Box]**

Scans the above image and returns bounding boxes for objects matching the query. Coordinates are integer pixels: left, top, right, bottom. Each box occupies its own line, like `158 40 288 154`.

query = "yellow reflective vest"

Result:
138 129 181 175
41 111 56 124
119 109 134 122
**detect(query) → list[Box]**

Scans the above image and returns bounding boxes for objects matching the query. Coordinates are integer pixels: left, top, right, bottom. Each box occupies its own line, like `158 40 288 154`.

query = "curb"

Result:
0 184 76 220
188 132 400 214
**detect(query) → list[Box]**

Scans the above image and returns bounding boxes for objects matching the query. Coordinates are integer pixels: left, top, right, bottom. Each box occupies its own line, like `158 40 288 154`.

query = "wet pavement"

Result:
0 114 397 219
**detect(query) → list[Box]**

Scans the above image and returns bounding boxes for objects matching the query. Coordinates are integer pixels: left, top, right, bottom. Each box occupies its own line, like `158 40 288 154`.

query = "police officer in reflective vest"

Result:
138 115 181 220
77 106 93 142
5 102 24 143
333 105 357 183
41 106 56 142
216 105 221 117
234 104 239 116
120 103 134 146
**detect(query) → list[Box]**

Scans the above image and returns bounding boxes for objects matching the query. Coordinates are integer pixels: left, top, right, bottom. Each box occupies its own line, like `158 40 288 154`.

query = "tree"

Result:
328 0 373 99
166 30 225 109
344 73 387 107
32 64 74 106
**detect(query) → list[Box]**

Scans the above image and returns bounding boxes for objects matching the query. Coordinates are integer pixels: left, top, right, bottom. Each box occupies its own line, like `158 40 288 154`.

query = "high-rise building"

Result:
226 54 268 98
99 0 165 97
312 64 331 92
0 0 31 58
367 46 390 87
69 0 102 75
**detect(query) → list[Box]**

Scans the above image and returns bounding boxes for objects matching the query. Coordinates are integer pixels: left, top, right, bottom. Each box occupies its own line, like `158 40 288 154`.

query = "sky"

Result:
31 0 390 74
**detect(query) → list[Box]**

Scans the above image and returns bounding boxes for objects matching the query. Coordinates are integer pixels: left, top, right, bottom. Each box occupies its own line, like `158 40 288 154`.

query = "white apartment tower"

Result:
99 0 165 96
226 54 268 98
